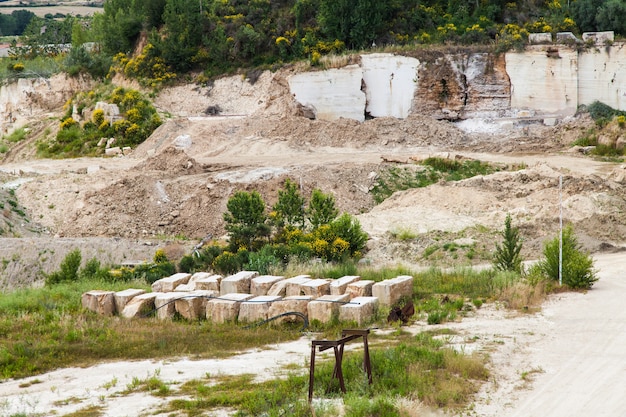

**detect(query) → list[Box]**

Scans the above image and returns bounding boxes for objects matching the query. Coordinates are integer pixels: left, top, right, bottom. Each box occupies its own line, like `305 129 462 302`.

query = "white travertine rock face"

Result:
578 44 626 111
506 46 579 116
288 65 366 121
361 53 419 119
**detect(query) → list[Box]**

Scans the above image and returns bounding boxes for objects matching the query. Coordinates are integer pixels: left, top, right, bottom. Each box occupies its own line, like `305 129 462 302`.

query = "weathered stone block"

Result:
372 276 413 306
300 279 331 298
267 275 311 297
285 275 313 296
339 296 379 325
114 288 146 313
330 275 361 295
175 290 217 320
154 292 180 320
345 280 374 299
121 293 160 318
174 284 194 292
251 275 285 296
151 273 191 292
529 32 552 44
267 295 312 324
206 293 254 323
193 274 222 291
238 295 282 323
220 271 259 295
307 294 350 324
82 290 116 316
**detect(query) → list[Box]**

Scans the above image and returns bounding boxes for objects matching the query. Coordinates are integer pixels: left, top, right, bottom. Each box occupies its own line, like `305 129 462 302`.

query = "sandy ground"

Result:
1 252 624 417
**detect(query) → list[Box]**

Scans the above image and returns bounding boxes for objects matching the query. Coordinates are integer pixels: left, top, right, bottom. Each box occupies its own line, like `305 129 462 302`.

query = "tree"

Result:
595 0 626 35
493 213 523 273
307 188 338 229
160 0 204 71
318 0 390 49
223 191 270 251
272 178 305 230
538 225 598 289
45 249 82 285
570 0 603 32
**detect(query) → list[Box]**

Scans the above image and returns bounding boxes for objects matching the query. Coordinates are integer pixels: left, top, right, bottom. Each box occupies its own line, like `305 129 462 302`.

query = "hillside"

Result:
1 64 625 289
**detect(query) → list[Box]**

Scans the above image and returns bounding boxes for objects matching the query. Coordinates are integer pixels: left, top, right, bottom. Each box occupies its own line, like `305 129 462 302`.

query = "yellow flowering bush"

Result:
92 109 105 126
60 117 77 130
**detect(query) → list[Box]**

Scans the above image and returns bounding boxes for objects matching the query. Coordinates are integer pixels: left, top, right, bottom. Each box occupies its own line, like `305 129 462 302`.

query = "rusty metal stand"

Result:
308 329 372 402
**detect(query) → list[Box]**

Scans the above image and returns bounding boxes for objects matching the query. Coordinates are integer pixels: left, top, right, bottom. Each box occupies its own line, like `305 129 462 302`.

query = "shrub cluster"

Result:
179 180 368 275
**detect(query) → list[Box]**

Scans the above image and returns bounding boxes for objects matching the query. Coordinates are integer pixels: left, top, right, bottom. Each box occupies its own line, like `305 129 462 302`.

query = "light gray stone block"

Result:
345 280 374 299
82 290 116 316
175 290 217 320
339 296 379 325
155 292 180 320
151 273 192 292
267 295 312 324
300 279 331 298
121 293 159 318
193 273 222 291
372 275 413 306
114 288 146 313
285 275 313 296
206 293 254 323
238 295 282 323
330 275 361 295
307 294 350 324
251 275 285 296
267 275 311 297
220 271 259 295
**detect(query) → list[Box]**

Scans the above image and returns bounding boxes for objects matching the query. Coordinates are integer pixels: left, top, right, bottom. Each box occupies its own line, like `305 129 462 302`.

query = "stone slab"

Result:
82 290 116 316
238 295 282 323
300 279 330 298
339 296 379 325
268 275 311 297
251 275 285 296
372 275 413 306
206 293 254 323
151 273 191 292
307 294 351 324
267 295 312 324
220 271 258 295
345 280 374 299
193 273 222 291
330 275 361 295
114 288 146 313
155 292 180 320
121 293 160 318
175 290 217 320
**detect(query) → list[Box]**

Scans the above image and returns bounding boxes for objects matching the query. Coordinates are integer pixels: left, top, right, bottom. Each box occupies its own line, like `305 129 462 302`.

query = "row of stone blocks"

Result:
82 271 414 326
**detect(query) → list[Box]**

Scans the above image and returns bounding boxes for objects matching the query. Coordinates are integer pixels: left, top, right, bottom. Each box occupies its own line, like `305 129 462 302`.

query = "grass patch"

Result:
371 157 501 203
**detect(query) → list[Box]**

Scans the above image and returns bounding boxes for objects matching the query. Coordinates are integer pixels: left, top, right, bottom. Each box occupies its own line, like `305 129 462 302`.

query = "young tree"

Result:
307 188 338 229
538 225 598 289
493 213 523 273
223 191 270 251
272 178 305 230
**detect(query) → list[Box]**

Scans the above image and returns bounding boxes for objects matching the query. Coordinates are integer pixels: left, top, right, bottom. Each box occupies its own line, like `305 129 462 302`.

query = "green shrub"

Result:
493 213 523 273
45 249 82 285
538 225 598 289
223 191 270 251
212 251 243 275
307 188 339 230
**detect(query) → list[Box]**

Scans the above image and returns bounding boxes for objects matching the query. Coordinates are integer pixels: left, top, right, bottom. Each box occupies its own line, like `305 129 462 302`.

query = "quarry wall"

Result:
288 33 626 123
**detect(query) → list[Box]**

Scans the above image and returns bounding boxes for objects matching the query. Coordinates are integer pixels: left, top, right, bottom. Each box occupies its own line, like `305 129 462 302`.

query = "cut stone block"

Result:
330 275 361 295
155 292 180 320
307 294 351 324
285 275 313 296
82 290 116 316
193 274 222 291
267 295 312 324
345 280 374 299
372 275 413 306
114 288 146 313
267 275 311 297
151 273 192 292
238 295 282 323
175 290 217 320
121 293 160 318
174 284 194 292
220 271 259 295
300 279 330 298
251 275 285 296
206 293 254 323
339 296 379 325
